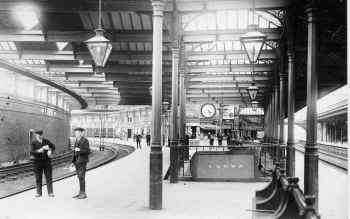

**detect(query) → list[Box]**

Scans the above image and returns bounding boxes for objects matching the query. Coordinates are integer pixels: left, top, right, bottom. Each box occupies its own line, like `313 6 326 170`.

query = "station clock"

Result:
201 103 216 118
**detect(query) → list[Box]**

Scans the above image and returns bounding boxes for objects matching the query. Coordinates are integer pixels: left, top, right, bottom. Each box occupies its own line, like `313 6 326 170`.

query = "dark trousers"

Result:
146 138 150 146
136 140 141 149
33 159 53 195
209 139 214 146
74 162 87 194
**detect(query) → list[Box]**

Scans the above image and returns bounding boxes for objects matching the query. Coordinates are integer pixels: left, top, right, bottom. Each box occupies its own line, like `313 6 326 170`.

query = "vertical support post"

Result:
274 81 279 145
271 92 275 144
149 0 164 210
279 43 286 145
170 47 179 183
179 40 187 160
286 8 296 177
279 43 287 170
268 93 273 143
304 0 319 211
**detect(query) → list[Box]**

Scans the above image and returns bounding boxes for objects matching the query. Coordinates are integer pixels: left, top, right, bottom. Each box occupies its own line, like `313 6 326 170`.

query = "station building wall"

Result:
71 106 152 140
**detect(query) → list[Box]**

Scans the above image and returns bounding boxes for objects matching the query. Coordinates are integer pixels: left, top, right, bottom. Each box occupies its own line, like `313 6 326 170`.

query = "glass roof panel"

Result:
183 9 281 31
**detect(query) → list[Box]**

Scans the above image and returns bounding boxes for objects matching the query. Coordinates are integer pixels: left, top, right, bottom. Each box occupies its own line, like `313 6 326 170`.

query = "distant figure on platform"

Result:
72 127 90 199
217 132 223 146
227 133 231 146
208 132 214 146
185 134 190 145
146 133 151 146
30 130 55 197
136 134 141 149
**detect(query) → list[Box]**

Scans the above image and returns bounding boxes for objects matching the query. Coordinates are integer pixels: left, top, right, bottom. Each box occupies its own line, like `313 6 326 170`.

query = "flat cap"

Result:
73 127 85 132
35 130 43 135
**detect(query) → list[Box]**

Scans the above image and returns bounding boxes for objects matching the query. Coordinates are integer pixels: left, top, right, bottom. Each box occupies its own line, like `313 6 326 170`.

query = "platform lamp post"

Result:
85 0 112 74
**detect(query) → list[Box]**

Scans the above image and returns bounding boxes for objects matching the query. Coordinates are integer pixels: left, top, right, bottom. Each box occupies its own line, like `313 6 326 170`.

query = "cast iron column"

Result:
286 51 296 176
286 9 296 176
271 92 275 144
179 40 187 159
179 68 186 142
279 44 287 170
286 8 296 177
265 95 272 142
269 96 273 142
279 44 286 145
263 100 269 142
149 0 164 210
304 1 319 210
170 47 179 183
274 82 279 145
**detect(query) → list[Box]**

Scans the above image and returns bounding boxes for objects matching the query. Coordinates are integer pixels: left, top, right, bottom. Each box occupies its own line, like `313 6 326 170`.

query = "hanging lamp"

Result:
247 82 259 101
240 0 266 64
85 0 112 72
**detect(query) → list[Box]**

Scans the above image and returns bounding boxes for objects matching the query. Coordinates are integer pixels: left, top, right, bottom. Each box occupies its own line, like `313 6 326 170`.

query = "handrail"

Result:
0 59 88 109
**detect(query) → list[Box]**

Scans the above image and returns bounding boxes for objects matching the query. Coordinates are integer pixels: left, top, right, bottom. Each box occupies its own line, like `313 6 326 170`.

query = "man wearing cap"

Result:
72 127 90 199
30 130 55 197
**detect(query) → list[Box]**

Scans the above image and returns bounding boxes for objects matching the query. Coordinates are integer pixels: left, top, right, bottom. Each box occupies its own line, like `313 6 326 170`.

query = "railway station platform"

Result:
0 142 268 219
0 140 347 219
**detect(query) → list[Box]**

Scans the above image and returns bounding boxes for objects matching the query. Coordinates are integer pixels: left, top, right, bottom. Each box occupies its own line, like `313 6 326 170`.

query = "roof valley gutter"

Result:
0 59 88 109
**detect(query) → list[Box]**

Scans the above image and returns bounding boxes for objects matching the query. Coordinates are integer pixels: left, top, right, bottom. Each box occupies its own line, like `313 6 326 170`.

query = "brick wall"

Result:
0 96 70 163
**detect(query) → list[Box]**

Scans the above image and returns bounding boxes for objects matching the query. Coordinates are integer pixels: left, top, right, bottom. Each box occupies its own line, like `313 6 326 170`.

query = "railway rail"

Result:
0 151 73 179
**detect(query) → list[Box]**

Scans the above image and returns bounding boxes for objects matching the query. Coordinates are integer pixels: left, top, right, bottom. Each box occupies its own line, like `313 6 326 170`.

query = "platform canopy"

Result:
0 0 345 109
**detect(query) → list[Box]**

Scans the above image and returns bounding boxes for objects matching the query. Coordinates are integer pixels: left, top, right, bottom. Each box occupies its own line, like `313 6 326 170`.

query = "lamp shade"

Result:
247 83 259 101
85 29 112 68
240 24 266 64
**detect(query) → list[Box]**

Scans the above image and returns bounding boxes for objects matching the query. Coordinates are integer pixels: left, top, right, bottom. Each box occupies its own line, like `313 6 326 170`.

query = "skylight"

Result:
8 59 45 65
183 9 281 31
12 4 40 30
0 42 17 51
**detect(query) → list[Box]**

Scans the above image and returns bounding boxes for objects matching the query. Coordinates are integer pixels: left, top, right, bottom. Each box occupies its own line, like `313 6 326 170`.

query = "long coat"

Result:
72 137 90 164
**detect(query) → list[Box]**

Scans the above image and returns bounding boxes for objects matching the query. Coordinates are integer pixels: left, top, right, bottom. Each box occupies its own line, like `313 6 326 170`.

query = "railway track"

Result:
0 151 73 179
295 141 348 170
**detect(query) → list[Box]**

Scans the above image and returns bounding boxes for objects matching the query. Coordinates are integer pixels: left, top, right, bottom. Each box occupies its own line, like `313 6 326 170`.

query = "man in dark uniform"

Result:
208 132 214 146
135 134 141 149
30 130 55 197
72 127 90 199
146 133 151 147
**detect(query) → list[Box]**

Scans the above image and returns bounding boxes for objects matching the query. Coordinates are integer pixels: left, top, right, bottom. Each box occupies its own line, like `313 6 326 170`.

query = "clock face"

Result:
201 103 216 118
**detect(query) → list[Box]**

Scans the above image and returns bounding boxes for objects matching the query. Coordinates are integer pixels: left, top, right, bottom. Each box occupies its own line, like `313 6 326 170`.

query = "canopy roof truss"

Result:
0 0 345 110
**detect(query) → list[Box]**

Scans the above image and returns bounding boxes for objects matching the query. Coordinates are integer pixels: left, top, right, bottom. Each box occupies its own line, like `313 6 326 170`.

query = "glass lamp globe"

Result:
85 29 112 68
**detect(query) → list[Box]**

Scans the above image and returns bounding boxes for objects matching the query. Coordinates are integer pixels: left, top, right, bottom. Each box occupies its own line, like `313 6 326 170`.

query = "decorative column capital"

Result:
305 1 318 22
279 73 288 80
287 52 295 61
151 0 165 17
172 47 180 59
